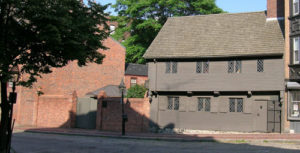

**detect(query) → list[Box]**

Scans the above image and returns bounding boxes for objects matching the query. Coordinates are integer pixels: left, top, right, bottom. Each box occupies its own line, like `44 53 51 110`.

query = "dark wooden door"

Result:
267 100 281 133
76 97 97 129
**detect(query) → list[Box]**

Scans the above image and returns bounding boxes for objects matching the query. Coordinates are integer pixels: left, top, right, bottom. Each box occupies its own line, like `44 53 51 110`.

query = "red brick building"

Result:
14 37 126 128
124 63 148 89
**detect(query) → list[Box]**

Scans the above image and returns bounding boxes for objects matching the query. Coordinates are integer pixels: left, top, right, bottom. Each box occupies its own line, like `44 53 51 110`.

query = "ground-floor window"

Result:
198 97 210 112
167 97 179 110
229 98 243 112
289 91 300 119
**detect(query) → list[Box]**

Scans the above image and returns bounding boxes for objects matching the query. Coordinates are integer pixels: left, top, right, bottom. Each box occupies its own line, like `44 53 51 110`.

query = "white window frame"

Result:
130 78 137 87
294 0 299 15
288 91 300 120
294 37 299 64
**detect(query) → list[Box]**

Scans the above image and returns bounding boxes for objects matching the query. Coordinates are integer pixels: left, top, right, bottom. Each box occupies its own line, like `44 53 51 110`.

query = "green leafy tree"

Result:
112 0 224 64
0 0 109 152
126 85 147 98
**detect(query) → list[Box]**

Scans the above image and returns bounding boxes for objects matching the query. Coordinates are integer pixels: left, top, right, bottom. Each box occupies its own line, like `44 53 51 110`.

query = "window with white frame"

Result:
109 25 115 34
130 78 137 87
294 0 299 15
289 91 300 119
294 37 299 64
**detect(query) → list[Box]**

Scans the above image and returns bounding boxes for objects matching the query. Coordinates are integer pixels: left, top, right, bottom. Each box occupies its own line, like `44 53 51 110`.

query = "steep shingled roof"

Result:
143 11 284 59
125 63 148 76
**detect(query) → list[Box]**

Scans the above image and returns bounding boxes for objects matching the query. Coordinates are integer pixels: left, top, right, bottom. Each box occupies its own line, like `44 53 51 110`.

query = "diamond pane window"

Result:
172 62 177 73
229 98 235 112
196 62 202 73
203 61 209 73
174 97 179 110
204 98 210 112
235 60 242 73
167 97 173 110
257 60 264 72
198 98 204 111
166 62 171 73
237 98 243 112
228 61 234 73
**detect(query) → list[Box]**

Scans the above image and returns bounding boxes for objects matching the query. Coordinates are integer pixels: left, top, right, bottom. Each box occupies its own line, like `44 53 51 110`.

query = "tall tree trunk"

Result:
0 80 9 153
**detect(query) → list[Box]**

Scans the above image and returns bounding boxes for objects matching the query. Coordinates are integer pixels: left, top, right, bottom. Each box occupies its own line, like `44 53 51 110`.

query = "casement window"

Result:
229 98 243 112
257 59 264 72
198 97 210 112
289 91 300 119
109 25 115 34
130 78 137 87
196 61 209 73
228 60 242 73
294 37 300 64
167 97 179 110
166 62 177 73
294 0 299 15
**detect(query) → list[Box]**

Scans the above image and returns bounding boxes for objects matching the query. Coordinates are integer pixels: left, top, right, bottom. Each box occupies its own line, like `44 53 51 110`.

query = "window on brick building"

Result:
130 78 137 87
294 37 300 64
294 0 299 15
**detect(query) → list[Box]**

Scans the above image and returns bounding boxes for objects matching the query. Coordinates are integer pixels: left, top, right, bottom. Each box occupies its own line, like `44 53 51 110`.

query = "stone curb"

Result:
22 129 300 143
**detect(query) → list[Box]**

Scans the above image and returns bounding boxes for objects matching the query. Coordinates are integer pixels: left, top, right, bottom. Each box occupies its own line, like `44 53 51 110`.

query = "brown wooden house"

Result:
144 3 285 132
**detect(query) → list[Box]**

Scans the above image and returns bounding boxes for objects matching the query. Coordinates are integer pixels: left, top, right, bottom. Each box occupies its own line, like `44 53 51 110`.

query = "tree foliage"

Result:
0 0 109 152
126 84 147 98
112 0 224 64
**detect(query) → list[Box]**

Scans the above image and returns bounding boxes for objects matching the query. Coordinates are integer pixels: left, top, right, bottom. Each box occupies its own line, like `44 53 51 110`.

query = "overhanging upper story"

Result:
144 11 285 93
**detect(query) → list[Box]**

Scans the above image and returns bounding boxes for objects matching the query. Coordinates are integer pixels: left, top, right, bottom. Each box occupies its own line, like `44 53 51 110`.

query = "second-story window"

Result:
294 37 300 64
257 59 264 72
196 61 209 73
228 60 242 73
166 62 177 73
294 0 299 15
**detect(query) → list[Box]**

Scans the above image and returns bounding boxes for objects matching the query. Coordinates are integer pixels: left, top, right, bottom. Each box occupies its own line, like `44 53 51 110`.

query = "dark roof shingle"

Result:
143 11 284 59
125 63 148 76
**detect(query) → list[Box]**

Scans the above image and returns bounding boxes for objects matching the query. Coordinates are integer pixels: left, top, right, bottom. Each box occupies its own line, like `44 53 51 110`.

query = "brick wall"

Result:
14 37 125 127
267 0 284 18
36 94 76 128
124 75 148 89
97 97 150 133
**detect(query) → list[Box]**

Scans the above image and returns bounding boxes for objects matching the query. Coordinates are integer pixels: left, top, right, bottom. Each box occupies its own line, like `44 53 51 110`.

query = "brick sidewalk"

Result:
14 127 300 142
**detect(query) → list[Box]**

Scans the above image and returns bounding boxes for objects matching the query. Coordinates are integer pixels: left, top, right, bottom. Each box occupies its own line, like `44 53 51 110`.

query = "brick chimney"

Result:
267 0 284 19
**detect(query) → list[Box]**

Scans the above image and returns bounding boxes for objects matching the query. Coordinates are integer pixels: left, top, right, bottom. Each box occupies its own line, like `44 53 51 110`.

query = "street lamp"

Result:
7 66 20 153
119 79 127 135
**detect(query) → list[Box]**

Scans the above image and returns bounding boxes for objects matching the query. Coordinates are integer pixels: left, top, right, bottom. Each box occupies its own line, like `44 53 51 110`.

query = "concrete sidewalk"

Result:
14 127 300 142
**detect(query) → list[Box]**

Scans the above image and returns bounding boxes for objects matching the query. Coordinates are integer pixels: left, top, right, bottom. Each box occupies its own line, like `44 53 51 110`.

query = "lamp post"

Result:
119 79 126 135
7 66 20 153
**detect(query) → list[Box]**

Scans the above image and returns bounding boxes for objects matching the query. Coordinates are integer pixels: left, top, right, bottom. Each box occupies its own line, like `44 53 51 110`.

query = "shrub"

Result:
126 85 147 98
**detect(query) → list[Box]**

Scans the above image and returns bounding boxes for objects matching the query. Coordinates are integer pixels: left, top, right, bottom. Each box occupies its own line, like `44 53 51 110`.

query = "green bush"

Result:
126 85 147 98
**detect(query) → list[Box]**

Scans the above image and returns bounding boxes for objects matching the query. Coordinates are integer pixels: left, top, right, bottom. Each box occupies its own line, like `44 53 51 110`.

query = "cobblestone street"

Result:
12 132 300 153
